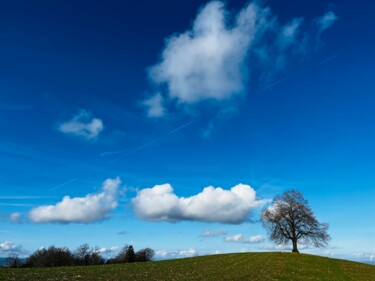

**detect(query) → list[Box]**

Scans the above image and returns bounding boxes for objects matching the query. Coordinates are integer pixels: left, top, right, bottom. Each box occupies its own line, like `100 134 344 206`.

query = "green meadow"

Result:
1 252 374 281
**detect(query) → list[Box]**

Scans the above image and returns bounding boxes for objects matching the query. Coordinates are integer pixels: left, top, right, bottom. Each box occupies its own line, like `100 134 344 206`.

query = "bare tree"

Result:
261 190 330 253
5 254 22 268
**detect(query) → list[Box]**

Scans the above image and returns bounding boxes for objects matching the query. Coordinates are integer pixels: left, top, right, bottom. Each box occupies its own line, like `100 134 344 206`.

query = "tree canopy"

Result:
261 190 330 253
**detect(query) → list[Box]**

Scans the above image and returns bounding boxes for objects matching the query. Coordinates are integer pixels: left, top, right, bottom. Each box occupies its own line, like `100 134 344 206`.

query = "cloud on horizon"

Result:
155 248 198 260
132 183 269 224
58 109 104 140
144 1 337 117
224 234 265 243
28 178 121 224
0 241 26 257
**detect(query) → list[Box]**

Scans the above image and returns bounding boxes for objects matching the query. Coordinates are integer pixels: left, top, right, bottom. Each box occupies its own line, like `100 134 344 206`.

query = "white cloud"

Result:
149 1 258 105
145 1 337 117
316 11 338 32
9 212 23 224
200 229 228 237
0 241 26 257
143 93 165 117
58 109 104 140
132 183 269 224
224 234 265 243
28 177 121 224
155 248 198 260
97 246 120 258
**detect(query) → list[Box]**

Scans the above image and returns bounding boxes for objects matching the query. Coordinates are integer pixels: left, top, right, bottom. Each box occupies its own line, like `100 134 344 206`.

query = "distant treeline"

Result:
4 244 154 268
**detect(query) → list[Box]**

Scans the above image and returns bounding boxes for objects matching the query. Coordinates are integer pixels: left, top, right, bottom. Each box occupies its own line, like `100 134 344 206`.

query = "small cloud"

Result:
155 248 198 260
316 11 338 32
143 93 165 117
199 229 228 237
117 230 128 235
28 177 121 224
9 212 23 224
224 234 265 244
132 183 269 224
58 109 104 140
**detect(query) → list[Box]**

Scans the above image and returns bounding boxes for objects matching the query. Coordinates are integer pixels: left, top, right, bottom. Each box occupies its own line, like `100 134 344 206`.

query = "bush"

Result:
107 245 154 264
24 246 73 267
135 248 155 262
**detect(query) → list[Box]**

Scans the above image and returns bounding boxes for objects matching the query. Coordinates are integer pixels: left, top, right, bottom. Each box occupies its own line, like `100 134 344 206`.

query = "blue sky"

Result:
0 0 374 262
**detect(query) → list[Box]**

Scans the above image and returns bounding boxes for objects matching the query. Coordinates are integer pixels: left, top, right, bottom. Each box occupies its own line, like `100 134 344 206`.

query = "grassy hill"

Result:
1 252 374 281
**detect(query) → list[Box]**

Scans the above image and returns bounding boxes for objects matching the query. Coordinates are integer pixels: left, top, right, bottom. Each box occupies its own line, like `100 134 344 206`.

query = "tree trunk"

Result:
292 239 299 253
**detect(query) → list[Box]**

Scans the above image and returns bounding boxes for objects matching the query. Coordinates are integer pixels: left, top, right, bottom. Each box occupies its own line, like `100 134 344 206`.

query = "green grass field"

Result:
1 252 374 281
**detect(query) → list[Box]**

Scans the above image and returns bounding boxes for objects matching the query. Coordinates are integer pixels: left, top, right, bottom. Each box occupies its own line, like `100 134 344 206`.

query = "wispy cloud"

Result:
132 183 269 224
58 109 104 140
199 229 228 237
316 11 338 33
9 212 23 224
143 93 165 118
29 177 121 224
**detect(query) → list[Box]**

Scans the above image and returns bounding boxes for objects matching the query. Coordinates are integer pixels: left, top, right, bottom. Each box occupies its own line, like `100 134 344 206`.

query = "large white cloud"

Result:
132 183 268 224
148 1 259 106
29 177 120 224
58 109 104 140
224 234 265 243
145 1 337 117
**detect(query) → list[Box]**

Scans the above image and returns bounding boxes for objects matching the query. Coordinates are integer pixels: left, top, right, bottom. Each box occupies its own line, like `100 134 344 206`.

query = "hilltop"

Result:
1 252 374 281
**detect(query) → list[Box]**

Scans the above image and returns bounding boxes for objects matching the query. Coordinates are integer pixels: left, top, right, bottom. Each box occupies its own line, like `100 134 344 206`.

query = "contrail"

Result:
102 120 197 159
50 177 78 191
167 120 197 135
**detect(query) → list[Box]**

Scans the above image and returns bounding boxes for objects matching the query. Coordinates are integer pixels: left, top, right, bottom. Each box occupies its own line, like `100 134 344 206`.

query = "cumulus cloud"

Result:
145 1 337 116
0 241 26 257
224 234 265 243
58 110 104 139
155 248 198 260
28 177 121 224
132 183 268 224
148 1 257 105
200 229 228 237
